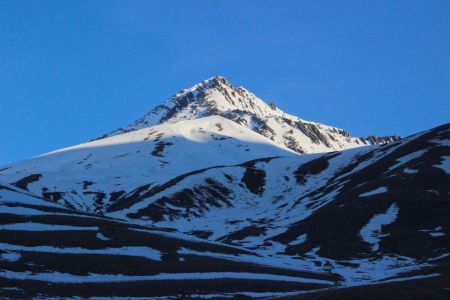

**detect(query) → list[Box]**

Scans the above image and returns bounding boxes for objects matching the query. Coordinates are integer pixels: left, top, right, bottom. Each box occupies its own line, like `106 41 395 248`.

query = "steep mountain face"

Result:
100 76 400 154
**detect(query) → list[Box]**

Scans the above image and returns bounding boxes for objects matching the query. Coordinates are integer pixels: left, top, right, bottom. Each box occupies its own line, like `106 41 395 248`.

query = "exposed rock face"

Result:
363 135 401 145
100 76 400 154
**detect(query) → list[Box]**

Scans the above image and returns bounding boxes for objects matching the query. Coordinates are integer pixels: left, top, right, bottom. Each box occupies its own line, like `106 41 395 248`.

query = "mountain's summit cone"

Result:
100 76 400 154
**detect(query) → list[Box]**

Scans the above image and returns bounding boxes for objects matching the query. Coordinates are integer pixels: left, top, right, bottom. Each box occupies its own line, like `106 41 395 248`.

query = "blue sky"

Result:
1 1 449 165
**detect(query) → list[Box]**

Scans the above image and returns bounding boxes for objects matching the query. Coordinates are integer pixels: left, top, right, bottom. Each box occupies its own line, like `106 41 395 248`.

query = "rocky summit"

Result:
100 76 400 153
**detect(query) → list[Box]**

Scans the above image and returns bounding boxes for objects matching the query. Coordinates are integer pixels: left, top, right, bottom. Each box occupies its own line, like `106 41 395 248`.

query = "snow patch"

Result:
0 270 334 285
0 242 162 261
375 273 441 284
420 226 447 237
388 149 428 171
359 187 388 197
434 156 450 173
0 223 98 231
0 251 21 262
288 234 307 246
403 168 418 174
359 203 399 251
96 232 110 240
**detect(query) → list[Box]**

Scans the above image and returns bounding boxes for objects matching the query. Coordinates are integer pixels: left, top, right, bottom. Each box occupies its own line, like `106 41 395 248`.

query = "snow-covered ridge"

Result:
99 76 400 154
0 116 295 212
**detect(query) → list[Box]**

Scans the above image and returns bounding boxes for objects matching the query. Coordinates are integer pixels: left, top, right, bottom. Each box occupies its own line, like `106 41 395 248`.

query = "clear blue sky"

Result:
1 1 449 165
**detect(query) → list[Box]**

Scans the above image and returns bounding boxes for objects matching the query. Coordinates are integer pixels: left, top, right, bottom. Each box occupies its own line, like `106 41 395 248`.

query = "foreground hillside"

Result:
0 121 448 299
0 183 338 299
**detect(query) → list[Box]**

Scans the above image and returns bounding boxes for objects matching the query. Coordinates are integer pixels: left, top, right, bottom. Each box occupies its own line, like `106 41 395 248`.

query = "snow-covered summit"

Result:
99 76 400 154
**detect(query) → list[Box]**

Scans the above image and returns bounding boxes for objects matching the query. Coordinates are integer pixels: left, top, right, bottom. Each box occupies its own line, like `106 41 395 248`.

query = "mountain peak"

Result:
208 75 229 85
99 77 400 154
173 75 249 103
176 75 232 94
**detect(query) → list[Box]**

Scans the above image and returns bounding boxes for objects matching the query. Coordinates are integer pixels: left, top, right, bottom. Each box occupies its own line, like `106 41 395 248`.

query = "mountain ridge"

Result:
97 76 400 154
0 116 296 213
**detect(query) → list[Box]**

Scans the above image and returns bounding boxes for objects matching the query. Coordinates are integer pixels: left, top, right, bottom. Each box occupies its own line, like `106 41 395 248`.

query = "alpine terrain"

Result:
0 76 449 299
